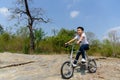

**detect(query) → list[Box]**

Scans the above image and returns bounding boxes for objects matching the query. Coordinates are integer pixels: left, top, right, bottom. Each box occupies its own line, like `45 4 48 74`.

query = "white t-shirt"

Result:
74 33 89 44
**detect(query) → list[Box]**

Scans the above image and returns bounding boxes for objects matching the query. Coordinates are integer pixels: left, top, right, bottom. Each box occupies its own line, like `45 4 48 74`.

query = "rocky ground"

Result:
0 52 120 80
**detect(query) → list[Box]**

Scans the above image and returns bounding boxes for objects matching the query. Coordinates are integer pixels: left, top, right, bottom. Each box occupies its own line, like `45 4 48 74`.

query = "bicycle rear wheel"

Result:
88 59 97 73
61 61 74 79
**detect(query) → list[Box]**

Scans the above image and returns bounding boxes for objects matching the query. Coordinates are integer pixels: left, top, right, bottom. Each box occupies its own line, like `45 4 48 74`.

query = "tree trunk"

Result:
24 0 35 51
30 31 35 51
28 25 35 51
23 0 49 52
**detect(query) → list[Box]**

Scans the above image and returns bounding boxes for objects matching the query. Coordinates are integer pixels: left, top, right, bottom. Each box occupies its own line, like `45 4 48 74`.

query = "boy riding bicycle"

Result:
65 27 89 67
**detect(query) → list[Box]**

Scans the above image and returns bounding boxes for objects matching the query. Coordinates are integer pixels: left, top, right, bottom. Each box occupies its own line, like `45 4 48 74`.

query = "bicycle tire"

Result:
88 59 97 73
61 61 74 79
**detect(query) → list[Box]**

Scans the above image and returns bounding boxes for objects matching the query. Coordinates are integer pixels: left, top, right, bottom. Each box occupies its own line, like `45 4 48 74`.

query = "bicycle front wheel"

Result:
61 61 74 79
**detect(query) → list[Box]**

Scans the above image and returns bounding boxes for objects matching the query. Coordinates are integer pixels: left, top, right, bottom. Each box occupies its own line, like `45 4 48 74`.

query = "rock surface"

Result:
0 52 120 80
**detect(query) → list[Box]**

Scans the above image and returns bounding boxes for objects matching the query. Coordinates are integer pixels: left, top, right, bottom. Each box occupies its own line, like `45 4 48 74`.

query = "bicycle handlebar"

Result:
65 42 76 48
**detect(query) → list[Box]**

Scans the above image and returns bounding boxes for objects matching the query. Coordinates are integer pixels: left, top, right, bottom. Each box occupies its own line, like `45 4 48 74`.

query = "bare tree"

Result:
85 31 96 44
10 0 50 51
52 28 58 36
108 30 120 56
0 24 4 34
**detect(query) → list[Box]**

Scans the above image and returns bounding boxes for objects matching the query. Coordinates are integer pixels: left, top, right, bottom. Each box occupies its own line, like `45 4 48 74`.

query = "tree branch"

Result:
15 8 26 14
24 0 33 21
32 17 50 23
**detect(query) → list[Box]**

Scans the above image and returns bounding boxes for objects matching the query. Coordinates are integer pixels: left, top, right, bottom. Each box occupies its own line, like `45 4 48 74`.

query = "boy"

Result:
65 27 89 67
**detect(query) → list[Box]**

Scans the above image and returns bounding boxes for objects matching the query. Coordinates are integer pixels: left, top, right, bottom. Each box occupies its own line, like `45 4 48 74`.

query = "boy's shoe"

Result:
81 58 86 63
72 63 77 67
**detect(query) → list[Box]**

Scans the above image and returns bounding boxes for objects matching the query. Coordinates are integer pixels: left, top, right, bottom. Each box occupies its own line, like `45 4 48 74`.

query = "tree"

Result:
108 30 120 56
10 0 50 51
16 27 29 38
52 28 58 36
0 24 4 34
85 32 96 45
34 28 45 50
52 28 76 52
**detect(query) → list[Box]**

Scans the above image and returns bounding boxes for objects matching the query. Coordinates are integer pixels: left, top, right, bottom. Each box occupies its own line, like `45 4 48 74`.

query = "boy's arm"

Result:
66 38 76 44
77 36 84 44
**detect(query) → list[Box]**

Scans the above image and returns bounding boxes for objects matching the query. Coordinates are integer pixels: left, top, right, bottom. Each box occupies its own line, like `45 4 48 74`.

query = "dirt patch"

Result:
0 52 120 80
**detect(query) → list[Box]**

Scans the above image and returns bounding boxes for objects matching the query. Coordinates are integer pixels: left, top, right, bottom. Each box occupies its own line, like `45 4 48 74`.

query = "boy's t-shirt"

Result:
74 33 89 45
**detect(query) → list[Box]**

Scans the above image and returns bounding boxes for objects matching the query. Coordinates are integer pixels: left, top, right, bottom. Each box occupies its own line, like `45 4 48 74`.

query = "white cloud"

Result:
103 26 120 40
70 10 79 18
107 26 120 32
0 7 10 17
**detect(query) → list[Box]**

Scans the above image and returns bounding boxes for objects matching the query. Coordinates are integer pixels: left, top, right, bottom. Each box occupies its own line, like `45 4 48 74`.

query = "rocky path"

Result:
0 52 120 80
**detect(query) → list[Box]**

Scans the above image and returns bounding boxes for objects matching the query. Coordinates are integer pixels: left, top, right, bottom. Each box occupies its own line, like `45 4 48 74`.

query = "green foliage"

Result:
1 33 10 41
34 28 45 52
16 27 29 38
16 27 30 54
23 38 30 54
87 39 101 56
36 28 76 53
0 26 119 57
51 28 75 53
0 33 23 52
100 40 113 57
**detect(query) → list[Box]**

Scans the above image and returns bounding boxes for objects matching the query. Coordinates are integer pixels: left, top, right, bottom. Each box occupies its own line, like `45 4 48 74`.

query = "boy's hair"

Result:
77 26 84 31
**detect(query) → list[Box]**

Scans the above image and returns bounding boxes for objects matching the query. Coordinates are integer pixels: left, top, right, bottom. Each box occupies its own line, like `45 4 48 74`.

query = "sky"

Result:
0 0 120 40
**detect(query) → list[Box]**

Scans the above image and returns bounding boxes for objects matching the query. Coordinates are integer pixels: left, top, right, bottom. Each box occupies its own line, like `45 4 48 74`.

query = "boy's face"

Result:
77 28 83 35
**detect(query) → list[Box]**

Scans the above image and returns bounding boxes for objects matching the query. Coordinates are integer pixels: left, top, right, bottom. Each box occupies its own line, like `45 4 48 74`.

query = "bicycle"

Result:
61 43 97 79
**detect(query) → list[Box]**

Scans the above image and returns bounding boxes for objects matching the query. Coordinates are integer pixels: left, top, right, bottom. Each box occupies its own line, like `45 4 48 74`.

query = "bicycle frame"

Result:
70 44 75 64
69 43 89 65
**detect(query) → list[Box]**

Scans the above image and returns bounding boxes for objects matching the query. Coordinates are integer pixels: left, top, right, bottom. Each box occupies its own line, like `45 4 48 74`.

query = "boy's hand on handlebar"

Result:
76 41 80 44
76 41 81 44
65 42 69 48
65 42 69 45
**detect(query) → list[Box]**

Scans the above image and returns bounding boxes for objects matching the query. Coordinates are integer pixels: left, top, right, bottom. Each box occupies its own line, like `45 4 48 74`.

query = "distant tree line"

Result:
0 25 120 58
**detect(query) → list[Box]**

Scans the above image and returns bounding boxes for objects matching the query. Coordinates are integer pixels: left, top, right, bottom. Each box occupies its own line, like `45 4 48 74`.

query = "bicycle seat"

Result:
85 47 89 50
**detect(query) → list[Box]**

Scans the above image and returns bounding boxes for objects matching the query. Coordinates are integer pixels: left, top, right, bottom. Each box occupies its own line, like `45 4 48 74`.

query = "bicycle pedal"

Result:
81 62 86 64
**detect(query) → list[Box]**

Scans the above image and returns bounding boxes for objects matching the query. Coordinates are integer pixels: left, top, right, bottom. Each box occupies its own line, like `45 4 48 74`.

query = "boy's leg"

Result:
74 51 81 64
80 45 85 59
73 44 89 64
80 44 89 59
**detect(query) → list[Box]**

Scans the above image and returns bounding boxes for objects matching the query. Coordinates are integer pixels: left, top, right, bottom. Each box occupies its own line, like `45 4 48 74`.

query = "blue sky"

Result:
0 0 120 40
